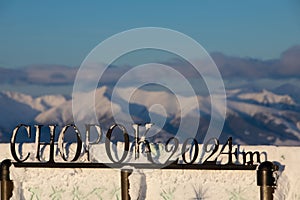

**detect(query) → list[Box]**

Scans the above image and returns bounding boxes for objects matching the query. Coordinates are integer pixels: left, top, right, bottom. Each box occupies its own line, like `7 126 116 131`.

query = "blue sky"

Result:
0 1 300 68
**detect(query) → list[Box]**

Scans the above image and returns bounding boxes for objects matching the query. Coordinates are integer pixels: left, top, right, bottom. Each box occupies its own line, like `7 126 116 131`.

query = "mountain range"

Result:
1 85 300 145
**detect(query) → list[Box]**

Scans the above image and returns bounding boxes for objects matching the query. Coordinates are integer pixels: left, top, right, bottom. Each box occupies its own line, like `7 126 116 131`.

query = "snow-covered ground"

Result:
1 144 300 200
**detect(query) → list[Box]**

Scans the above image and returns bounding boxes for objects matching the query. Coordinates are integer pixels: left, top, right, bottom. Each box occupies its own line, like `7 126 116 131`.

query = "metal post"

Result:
257 161 278 200
1 159 13 200
121 169 133 200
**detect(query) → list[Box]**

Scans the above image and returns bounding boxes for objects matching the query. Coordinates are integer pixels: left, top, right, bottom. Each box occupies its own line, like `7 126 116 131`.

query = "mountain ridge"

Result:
0 87 299 145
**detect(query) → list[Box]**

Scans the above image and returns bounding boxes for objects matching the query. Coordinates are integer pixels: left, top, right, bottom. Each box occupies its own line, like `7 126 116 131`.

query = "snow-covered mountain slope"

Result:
236 89 295 105
4 91 67 112
0 92 39 128
35 86 116 125
0 91 67 141
273 83 300 106
0 87 300 145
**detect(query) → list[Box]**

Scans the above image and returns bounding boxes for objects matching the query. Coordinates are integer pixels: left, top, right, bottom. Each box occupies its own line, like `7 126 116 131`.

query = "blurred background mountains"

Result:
1 46 300 145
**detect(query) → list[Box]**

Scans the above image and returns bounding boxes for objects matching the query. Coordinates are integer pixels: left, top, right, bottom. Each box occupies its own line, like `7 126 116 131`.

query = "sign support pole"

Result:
1 160 13 200
121 169 133 200
257 161 278 200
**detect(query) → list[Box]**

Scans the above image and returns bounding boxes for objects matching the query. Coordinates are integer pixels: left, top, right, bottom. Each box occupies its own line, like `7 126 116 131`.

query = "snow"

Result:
0 144 300 199
237 89 296 105
3 91 67 112
1 87 300 145
0 93 39 128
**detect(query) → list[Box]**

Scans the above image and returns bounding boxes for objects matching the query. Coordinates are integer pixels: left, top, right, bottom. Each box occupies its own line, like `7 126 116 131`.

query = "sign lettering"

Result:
10 123 266 169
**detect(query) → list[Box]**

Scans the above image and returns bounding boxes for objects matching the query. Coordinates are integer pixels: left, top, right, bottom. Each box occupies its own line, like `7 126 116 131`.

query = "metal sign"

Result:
10 123 264 170
0 123 279 200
